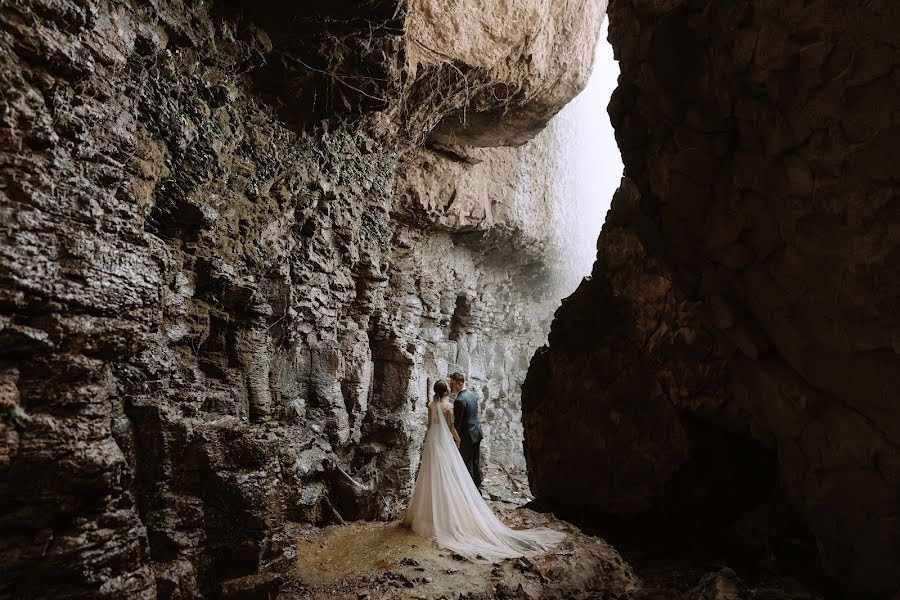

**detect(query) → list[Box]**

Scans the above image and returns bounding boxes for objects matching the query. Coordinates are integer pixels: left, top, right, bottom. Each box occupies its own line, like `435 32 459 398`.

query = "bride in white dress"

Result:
403 380 565 562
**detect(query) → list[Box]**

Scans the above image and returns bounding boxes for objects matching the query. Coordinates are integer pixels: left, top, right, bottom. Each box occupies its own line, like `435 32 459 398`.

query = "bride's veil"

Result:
403 392 564 562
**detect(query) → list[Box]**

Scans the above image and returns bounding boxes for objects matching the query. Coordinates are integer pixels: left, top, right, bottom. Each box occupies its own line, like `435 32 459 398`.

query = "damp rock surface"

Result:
225 507 824 600
263 508 640 600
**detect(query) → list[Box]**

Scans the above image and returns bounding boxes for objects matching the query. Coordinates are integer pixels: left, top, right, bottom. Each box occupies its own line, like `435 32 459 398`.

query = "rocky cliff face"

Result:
523 1 900 597
0 0 604 597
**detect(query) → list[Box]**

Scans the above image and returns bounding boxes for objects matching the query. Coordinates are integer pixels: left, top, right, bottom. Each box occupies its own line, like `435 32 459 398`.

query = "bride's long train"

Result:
403 398 565 562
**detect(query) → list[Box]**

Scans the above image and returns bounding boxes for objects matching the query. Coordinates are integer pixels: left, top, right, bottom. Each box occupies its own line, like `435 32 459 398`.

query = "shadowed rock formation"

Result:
523 1 900 597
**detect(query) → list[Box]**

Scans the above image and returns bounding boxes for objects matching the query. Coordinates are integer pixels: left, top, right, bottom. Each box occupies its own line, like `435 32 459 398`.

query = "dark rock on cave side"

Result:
523 1 900 598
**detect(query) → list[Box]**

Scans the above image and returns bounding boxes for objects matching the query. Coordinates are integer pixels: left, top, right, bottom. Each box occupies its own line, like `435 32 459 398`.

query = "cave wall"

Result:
523 0 900 597
0 0 605 596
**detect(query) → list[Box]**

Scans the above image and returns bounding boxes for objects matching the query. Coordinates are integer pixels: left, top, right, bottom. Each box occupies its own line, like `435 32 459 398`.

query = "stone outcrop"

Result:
406 0 605 146
523 1 900 597
0 0 606 597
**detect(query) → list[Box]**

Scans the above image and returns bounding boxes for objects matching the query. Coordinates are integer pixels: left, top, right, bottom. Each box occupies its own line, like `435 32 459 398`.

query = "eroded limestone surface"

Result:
0 0 606 597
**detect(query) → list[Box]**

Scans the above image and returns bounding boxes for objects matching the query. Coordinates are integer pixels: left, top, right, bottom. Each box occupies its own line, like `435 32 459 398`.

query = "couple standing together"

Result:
403 372 564 562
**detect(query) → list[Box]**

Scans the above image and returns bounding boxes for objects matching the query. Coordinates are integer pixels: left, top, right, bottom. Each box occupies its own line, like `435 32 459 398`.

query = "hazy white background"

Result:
549 18 624 295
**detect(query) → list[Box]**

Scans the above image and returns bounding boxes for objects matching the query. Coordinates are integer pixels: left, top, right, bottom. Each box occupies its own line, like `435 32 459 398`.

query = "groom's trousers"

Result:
459 438 482 491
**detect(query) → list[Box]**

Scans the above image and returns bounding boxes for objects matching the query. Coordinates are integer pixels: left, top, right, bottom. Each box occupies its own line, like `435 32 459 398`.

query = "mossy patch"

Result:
0 30 25 121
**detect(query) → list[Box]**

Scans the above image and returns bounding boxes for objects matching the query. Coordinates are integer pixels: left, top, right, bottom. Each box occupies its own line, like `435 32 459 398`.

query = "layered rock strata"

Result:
523 1 900 597
0 0 605 597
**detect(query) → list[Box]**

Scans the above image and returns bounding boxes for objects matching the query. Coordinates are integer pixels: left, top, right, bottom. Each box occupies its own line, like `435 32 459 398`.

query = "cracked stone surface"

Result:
0 0 606 597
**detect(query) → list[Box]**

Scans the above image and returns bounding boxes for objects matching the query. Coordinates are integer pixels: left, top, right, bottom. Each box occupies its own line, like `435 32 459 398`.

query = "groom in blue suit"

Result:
449 372 484 492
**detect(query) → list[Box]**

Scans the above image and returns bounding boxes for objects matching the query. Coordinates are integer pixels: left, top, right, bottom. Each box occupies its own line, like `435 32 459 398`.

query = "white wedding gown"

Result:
403 397 565 562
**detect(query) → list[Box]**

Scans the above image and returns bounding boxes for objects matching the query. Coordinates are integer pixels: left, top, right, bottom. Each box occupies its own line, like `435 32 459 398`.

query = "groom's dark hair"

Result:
448 372 465 384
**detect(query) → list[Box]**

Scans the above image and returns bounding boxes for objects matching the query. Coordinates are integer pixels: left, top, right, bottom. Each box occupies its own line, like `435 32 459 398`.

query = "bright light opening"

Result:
549 18 623 296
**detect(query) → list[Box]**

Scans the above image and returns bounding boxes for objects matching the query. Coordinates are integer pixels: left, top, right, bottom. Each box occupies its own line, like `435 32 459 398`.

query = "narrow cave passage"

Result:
297 18 634 596
478 18 624 505
3 0 897 599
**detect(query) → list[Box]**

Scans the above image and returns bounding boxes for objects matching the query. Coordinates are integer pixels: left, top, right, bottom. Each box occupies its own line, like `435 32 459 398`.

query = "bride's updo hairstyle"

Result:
433 379 449 399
